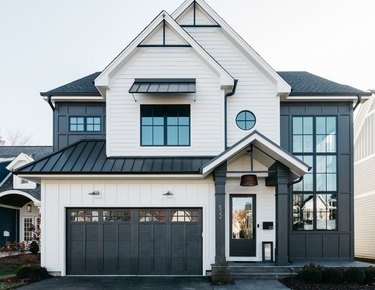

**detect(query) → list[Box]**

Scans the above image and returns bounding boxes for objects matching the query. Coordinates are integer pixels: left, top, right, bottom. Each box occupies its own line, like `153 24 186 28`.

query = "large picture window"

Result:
141 105 190 146
292 116 337 231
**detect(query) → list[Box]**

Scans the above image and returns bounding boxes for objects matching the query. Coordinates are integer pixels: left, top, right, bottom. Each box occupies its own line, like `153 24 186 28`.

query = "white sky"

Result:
0 0 374 145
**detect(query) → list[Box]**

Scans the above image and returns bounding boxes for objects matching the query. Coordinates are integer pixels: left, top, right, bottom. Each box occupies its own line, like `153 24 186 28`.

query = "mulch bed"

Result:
0 253 40 265
280 277 375 289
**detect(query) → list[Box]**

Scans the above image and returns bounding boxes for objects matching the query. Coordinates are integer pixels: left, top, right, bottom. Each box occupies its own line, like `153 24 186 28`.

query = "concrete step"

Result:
228 263 298 279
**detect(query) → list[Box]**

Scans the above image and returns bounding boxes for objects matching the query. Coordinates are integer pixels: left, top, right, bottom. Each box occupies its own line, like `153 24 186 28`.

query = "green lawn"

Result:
0 264 28 289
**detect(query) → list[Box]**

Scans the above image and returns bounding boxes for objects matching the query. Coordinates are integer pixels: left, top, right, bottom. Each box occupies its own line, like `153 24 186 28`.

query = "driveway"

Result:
18 277 290 290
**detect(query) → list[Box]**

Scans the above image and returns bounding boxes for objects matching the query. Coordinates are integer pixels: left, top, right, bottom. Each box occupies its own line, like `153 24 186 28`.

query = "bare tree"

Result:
3 128 32 145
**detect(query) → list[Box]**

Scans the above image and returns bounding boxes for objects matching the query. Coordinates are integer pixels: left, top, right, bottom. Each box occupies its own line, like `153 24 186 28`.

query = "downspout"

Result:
287 176 303 186
353 95 362 111
224 79 238 149
47 95 55 111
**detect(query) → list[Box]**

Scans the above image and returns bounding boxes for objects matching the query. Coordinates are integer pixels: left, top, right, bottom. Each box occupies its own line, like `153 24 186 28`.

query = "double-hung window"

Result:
292 116 337 231
141 105 190 146
70 117 101 132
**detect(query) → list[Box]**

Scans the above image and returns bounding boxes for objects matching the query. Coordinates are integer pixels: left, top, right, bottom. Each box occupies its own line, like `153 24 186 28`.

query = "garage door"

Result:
67 208 202 275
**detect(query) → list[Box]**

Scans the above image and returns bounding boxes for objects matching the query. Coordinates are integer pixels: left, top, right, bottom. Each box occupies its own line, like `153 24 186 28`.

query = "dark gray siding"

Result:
54 103 106 150
280 102 354 261
0 207 18 247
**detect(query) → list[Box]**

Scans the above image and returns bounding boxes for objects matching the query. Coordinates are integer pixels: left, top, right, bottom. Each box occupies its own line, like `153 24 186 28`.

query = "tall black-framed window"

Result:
69 116 101 132
292 116 337 231
141 105 190 146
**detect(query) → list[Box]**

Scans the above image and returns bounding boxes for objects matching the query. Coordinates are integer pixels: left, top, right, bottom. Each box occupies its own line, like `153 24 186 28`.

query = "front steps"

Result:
228 262 298 280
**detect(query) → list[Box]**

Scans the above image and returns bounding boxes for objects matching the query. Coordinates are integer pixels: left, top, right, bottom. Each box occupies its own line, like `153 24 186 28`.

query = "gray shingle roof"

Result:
40 71 370 97
16 140 213 175
0 146 53 159
40 72 101 96
278 71 371 96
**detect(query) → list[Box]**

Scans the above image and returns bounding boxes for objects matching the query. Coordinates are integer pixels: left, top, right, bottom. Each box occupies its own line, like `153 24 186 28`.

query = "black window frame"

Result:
291 115 338 231
69 116 102 133
140 105 191 147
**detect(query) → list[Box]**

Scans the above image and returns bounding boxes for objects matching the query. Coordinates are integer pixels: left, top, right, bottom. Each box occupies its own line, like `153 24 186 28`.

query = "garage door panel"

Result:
67 208 202 275
118 224 132 240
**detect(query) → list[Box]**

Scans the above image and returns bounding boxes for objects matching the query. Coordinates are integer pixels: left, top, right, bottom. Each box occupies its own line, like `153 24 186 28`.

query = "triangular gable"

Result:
201 130 310 178
172 0 291 95
6 153 34 171
354 93 374 143
176 1 219 26
140 21 190 46
95 10 235 97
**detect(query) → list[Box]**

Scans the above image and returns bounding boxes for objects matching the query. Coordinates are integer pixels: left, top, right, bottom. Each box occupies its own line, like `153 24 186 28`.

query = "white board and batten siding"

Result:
40 179 216 276
184 27 280 147
107 47 226 157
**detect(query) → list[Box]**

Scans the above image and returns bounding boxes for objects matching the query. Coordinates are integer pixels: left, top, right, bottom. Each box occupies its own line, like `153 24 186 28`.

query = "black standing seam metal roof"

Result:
129 78 196 94
15 140 214 175
40 71 370 97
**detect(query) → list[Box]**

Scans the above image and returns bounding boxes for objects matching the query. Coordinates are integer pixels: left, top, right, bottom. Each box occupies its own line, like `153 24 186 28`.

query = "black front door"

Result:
230 195 256 257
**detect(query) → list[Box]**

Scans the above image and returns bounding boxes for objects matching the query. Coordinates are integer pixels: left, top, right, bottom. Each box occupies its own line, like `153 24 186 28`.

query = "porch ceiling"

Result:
0 194 31 208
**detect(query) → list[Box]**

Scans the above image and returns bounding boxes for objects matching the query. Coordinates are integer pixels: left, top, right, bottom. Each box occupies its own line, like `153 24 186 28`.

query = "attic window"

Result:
129 79 196 94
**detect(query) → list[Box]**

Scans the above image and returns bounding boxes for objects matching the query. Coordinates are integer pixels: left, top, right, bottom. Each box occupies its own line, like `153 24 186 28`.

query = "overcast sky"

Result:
0 0 373 145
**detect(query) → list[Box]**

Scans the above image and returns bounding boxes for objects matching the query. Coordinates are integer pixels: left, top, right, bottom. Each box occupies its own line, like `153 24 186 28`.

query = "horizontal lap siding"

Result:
107 47 224 156
185 28 279 146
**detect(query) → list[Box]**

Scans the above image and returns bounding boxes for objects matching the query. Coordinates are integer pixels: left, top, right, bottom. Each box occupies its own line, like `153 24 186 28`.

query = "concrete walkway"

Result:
18 277 290 290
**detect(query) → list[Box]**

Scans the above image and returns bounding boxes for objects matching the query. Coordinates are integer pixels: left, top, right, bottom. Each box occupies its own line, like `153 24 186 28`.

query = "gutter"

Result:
47 95 55 111
224 79 238 149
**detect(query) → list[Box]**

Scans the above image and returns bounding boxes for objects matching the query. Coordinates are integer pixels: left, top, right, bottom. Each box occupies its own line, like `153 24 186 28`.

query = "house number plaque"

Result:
218 204 223 220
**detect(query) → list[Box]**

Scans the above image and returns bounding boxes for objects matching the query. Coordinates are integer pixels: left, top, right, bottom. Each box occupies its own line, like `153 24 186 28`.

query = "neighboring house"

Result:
16 0 371 277
0 146 52 247
354 91 375 260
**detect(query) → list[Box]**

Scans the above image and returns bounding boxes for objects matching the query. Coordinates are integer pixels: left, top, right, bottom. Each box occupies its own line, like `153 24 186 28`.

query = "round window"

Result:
236 110 256 131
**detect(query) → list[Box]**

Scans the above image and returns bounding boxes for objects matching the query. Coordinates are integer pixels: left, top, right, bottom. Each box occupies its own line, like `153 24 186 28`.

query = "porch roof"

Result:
15 139 213 176
200 130 311 178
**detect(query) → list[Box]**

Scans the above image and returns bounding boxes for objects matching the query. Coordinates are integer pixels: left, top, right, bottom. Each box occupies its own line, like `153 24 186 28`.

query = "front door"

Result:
230 195 256 257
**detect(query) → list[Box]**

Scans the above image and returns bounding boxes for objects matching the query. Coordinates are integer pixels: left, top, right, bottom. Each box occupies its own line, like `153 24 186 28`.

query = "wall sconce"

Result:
88 190 100 196
27 204 32 213
162 191 174 197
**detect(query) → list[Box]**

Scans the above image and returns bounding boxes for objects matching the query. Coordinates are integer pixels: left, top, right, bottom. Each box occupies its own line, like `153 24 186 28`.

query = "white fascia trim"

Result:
172 0 291 95
43 96 105 106
0 157 15 163
16 174 206 183
284 96 369 101
0 172 12 187
201 132 310 177
95 10 234 96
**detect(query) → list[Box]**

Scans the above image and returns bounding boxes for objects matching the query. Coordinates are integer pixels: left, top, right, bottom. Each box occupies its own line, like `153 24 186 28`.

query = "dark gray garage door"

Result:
67 208 202 275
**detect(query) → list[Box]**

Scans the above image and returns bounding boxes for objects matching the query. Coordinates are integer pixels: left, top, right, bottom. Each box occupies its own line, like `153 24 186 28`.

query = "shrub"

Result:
364 266 375 284
344 267 365 284
322 268 343 283
16 265 50 281
299 265 323 283
29 241 39 254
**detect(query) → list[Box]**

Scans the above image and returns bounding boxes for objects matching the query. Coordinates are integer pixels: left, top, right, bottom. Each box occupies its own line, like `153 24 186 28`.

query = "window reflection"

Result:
232 197 254 239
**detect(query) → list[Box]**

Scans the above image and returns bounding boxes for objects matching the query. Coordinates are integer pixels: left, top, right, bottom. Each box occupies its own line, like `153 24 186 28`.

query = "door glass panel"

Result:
232 196 254 239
